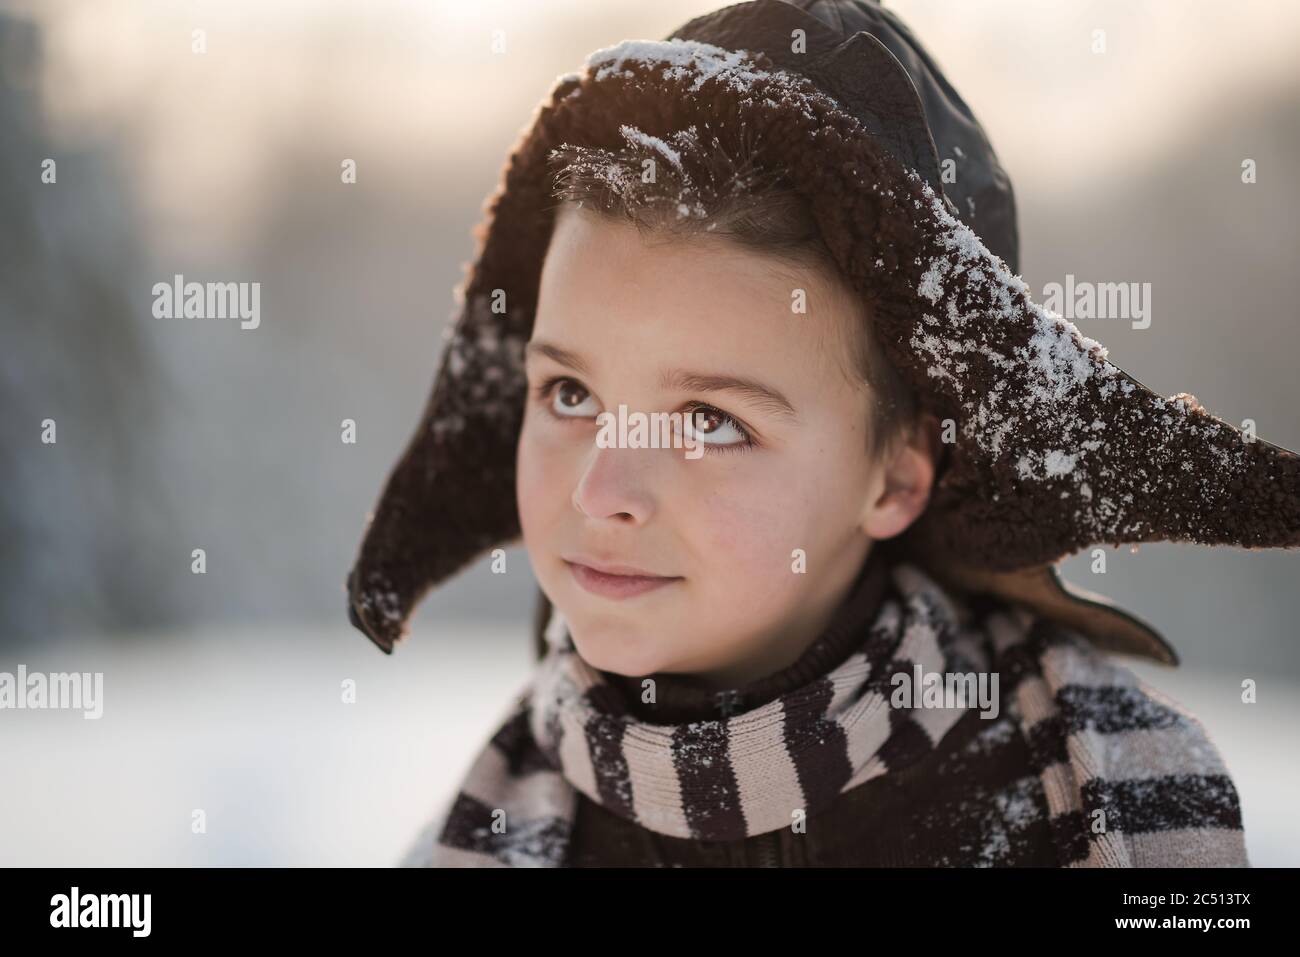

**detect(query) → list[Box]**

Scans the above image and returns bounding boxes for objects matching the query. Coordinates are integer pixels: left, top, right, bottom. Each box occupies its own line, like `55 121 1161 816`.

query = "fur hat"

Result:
345 0 1300 665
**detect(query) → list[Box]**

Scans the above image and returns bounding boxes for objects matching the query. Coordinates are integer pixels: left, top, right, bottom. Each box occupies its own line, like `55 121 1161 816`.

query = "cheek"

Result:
688 464 812 578
685 447 861 583
675 475 808 639
516 414 571 542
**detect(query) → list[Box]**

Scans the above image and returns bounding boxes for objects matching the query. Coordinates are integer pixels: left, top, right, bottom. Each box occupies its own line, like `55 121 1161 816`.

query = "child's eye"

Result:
678 404 755 453
535 376 600 418
531 376 756 454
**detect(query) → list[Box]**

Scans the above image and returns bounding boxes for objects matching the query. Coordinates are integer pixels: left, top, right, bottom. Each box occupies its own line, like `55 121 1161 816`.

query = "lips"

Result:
562 555 682 600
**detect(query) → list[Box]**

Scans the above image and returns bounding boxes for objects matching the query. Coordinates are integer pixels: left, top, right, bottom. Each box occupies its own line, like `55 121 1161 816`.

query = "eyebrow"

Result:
524 339 798 421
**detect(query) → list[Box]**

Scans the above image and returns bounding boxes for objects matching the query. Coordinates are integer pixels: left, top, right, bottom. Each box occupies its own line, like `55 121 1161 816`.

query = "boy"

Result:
347 0 1299 866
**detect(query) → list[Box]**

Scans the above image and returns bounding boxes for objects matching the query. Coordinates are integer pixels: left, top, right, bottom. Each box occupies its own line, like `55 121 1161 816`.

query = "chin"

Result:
567 624 667 678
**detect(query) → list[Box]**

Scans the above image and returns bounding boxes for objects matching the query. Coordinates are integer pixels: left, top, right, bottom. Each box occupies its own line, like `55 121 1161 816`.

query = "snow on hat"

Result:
345 0 1300 665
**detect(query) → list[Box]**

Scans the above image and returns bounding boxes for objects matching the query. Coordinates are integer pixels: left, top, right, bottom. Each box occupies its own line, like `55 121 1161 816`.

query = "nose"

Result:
572 443 656 525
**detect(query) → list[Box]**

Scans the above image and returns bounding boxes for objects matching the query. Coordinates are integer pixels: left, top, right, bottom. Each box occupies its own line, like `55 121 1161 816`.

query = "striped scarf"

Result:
407 562 1247 867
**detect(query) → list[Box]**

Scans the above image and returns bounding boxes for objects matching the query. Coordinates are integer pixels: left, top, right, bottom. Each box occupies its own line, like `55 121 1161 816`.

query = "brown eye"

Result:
556 380 587 408
548 378 598 418
679 404 751 448
695 409 723 432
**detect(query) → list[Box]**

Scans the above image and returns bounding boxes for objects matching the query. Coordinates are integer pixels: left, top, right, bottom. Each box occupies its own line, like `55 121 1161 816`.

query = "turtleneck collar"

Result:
599 546 892 724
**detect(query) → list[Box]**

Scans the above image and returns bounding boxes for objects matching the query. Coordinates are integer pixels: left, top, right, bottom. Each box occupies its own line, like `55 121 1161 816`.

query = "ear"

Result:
861 412 941 541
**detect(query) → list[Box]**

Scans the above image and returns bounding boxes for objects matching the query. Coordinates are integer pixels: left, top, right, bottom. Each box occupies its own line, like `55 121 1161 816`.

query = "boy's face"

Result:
516 206 931 688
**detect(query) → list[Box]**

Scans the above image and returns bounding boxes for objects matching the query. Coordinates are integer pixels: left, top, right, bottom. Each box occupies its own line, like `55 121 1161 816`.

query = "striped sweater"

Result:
402 553 1248 867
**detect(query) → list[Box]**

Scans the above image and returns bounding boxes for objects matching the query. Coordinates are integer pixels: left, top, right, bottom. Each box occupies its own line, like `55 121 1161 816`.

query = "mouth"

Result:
562 557 683 600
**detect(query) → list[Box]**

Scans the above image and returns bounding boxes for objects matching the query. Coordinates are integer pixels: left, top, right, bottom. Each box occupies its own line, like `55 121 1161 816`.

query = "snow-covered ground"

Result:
1 623 1296 866
0 622 534 866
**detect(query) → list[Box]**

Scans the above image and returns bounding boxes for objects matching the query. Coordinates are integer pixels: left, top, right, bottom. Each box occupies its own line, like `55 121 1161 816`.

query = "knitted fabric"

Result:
403 562 1247 867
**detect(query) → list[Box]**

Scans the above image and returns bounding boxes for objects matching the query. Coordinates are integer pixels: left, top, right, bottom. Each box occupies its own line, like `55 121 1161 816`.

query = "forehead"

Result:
535 207 864 390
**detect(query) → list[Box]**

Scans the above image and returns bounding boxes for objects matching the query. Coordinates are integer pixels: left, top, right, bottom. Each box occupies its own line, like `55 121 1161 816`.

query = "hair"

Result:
543 125 922 464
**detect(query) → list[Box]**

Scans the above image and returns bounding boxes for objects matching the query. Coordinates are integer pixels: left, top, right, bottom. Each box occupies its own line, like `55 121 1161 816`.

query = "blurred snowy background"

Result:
1 0 1298 865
